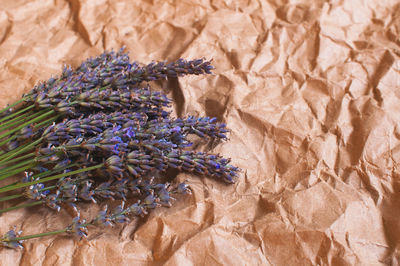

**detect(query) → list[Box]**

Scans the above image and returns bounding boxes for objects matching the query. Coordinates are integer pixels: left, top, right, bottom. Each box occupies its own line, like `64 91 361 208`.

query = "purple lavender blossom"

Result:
66 215 88 238
0 228 23 249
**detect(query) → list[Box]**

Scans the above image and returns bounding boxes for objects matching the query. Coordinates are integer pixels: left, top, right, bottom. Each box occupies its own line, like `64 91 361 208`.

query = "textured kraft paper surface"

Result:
0 0 400 265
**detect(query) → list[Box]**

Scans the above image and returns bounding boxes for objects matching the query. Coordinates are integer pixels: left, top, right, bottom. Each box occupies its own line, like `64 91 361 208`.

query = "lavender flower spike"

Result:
66 215 88 238
1 228 23 249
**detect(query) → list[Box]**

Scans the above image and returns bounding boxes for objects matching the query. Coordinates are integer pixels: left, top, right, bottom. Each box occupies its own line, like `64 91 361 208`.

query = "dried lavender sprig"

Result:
149 116 230 140
25 48 130 102
41 86 170 116
17 175 168 212
0 182 191 248
40 114 228 155
28 87 166 120
127 58 214 83
40 142 238 184
110 149 239 183
164 150 239 183
59 175 185 209
0 177 139 213
39 111 147 145
78 57 214 92
25 52 212 111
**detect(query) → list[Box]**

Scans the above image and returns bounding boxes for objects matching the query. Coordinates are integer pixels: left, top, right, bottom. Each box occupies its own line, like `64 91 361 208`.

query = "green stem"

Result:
0 113 58 148
0 135 17 148
0 109 54 140
33 164 77 180
0 201 43 214
34 115 60 129
0 104 34 123
0 138 42 163
0 152 73 184
0 158 36 175
0 162 78 191
0 111 34 131
0 98 27 116
3 222 97 242
0 193 23 202
0 162 76 191
0 164 103 193
0 185 56 203
1 108 48 131
13 228 68 241
0 162 38 181
0 181 18 189
0 153 35 167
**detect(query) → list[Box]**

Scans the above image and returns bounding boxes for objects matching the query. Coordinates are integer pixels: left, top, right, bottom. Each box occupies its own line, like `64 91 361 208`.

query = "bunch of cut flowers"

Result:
0 48 239 249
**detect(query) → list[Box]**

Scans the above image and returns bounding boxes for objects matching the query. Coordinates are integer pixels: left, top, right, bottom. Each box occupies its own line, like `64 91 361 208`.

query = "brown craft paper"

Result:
1 0 400 265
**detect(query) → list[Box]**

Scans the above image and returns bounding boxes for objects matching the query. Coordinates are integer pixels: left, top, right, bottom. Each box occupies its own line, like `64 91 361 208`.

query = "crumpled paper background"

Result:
0 0 400 265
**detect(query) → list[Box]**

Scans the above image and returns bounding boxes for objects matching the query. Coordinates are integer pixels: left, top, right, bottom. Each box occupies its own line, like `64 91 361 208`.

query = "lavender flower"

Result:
164 150 239 183
111 202 130 223
0 228 23 249
66 215 88 238
173 183 192 195
24 183 47 200
45 192 61 212
92 206 113 227
127 58 214 82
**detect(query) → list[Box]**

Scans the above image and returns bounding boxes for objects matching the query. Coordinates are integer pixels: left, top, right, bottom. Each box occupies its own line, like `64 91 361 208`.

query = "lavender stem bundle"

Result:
0 48 239 249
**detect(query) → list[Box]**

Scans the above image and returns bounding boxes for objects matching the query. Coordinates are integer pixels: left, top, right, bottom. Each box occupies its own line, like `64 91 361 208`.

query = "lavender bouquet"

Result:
0 48 239 249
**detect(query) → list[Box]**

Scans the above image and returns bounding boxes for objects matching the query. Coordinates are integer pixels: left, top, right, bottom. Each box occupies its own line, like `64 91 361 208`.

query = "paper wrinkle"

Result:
1 0 400 265
66 0 93 46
